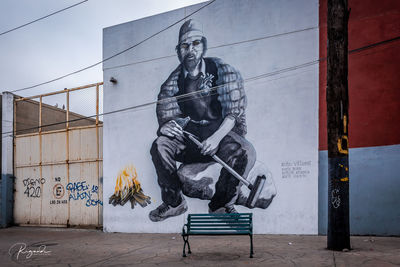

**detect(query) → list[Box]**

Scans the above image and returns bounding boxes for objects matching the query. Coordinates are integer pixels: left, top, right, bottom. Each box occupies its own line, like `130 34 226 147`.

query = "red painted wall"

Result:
319 0 400 150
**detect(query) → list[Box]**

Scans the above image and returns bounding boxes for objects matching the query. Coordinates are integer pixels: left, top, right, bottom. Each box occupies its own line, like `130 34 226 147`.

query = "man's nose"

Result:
188 43 195 51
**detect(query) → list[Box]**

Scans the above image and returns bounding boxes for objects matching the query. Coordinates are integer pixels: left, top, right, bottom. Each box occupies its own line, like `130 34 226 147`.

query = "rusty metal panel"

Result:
42 132 67 164
13 83 103 228
68 162 102 226
69 128 98 161
15 135 40 167
40 164 69 225
14 167 41 225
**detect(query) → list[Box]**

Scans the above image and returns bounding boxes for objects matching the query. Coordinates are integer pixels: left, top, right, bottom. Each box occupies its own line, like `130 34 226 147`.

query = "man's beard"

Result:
183 53 202 72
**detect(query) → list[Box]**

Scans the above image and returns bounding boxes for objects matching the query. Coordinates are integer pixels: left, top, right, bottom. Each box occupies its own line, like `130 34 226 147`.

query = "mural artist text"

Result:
281 160 311 179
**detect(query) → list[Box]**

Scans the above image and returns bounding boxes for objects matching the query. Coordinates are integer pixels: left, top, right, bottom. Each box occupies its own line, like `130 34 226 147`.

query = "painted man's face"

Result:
178 36 204 72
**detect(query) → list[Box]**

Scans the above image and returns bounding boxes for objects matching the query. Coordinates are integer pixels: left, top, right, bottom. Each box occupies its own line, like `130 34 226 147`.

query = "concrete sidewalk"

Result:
0 227 399 266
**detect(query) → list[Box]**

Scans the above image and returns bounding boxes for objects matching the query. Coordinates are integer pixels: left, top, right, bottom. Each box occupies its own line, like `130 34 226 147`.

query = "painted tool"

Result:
183 130 266 208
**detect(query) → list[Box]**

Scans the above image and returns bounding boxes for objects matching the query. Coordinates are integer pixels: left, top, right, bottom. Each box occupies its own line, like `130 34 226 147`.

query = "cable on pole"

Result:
6 5 397 94
9 0 217 93
4 34 399 137
0 0 89 37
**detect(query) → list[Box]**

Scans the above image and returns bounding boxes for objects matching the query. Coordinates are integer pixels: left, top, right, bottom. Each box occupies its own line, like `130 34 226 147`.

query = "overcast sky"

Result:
0 0 207 114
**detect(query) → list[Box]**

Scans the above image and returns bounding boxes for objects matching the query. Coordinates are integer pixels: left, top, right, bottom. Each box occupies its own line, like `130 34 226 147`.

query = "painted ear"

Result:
176 46 183 62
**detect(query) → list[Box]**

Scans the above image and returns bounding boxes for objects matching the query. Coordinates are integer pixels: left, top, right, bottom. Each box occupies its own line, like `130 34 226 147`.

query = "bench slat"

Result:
189 223 250 226
188 217 252 220
188 219 251 223
188 231 251 235
189 227 250 233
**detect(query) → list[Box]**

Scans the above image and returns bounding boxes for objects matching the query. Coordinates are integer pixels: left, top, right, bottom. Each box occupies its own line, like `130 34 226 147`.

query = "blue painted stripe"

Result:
319 144 400 236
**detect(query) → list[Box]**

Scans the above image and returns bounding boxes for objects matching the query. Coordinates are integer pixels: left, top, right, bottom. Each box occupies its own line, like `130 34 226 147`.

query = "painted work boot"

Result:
208 204 238 214
149 198 188 222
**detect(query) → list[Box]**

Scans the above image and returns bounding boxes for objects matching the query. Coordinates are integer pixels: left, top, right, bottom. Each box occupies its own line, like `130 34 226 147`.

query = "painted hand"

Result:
160 120 183 138
201 136 220 156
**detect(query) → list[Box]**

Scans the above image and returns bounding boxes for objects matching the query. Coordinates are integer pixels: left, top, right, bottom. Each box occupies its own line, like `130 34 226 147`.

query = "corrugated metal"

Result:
13 83 103 227
14 127 103 227
14 166 41 224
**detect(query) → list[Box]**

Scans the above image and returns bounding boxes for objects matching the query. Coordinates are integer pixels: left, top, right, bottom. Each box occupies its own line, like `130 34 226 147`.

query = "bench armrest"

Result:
182 224 188 235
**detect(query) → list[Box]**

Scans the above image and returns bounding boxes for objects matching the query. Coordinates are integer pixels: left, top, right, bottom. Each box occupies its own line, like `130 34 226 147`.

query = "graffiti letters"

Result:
331 189 341 209
66 181 103 207
23 178 46 198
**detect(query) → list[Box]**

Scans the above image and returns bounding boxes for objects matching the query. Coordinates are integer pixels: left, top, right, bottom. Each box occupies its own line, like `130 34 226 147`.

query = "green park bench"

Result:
181 213 254 258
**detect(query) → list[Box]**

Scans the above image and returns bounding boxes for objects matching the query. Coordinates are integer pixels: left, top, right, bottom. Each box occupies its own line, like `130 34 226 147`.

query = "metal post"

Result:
95 84 101 225
327 0 350 250
66 91 70 225
39 96 43 224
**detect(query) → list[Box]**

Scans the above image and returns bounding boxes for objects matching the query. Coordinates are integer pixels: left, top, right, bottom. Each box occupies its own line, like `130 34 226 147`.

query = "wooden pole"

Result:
327 0 350 250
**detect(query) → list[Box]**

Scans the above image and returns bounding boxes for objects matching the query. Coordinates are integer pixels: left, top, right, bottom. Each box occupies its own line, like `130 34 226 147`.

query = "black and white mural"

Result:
103 0 319 234
149 19 275 222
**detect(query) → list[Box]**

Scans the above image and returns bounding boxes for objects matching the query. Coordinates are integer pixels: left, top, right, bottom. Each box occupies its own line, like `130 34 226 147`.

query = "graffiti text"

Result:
23 178 46 198
66 181 102 207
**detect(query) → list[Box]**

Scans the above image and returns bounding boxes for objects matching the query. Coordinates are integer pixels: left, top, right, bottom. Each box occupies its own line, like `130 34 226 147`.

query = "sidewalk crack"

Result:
333 251 336 267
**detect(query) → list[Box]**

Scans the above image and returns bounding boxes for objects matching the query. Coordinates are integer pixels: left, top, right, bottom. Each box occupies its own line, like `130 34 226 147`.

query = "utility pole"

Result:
327 0 350 250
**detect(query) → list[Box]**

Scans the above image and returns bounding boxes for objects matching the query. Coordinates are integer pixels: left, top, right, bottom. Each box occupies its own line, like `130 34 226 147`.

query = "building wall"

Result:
15 99 99 135
318 0 400 235
1 93 13 228
103 0 319 234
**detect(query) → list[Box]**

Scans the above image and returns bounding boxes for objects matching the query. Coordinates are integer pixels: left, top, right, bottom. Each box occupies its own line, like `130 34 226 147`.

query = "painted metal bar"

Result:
15 82 104 102
15 159 103 168
96 84 100 225
39 96 43 224
18 224 67 227
96 84 99 126
66 91 69 129
66 90 70 226
14 124 103 138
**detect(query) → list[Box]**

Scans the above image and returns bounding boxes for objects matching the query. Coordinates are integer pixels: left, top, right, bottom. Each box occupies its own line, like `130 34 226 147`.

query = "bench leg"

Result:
250 234 254 258
187 236 192 254
182 235 191 257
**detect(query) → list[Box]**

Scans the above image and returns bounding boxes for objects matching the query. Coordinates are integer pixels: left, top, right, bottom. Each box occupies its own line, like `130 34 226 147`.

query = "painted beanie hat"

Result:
178 19 204 44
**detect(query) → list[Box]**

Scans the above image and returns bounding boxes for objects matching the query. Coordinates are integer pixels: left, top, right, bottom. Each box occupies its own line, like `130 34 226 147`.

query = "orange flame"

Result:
114 165 140 200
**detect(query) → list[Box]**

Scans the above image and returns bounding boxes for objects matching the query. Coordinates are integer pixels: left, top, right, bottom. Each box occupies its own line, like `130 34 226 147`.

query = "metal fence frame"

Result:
13 82 103 226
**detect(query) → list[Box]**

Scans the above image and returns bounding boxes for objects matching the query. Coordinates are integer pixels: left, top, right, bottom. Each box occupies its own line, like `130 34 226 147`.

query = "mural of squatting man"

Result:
150 19 274 222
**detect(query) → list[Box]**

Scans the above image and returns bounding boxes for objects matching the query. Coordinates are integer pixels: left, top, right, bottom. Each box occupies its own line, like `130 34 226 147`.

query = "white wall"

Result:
103 0 319 234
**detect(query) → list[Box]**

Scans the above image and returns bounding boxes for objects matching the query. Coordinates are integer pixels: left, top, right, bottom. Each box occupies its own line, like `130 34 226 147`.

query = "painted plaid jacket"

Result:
156 57 247 136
